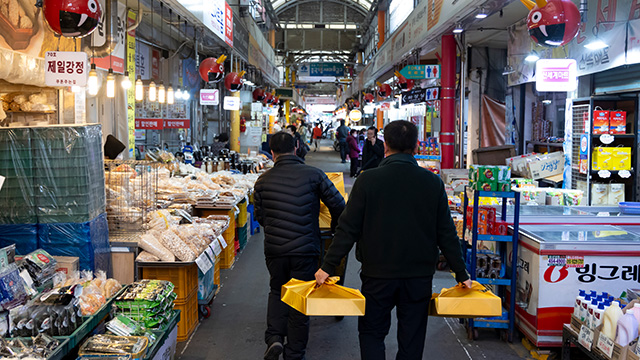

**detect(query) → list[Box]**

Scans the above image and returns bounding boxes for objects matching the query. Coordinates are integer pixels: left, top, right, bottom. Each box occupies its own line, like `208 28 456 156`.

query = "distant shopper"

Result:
315 120 471 360
336 120 349 163
346 129 360 178
272 121 282 133
298 120 309 145
287 125 308 160
254 132 346 360
361 126 385 171
312 123 323 151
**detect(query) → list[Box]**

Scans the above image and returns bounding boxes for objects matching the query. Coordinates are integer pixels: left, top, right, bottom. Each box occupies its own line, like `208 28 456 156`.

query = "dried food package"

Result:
135 251 160 262
157 230 196 262
138 233 174 262
79 334 148 356
0 264 27 311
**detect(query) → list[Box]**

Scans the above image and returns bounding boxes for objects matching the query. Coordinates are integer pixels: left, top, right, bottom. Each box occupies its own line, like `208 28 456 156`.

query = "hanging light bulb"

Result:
88 64 99 96
158 82 166 103
106 69 116 98
71 85 82 93
149 81 157 102
121 71 132 89
182 87 190 100
175 88 183 100
167 84 174 104
135 76 143 101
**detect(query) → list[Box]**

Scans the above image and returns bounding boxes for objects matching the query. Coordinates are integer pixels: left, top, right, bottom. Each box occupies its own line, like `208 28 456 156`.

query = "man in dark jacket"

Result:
315 120 471 360
254 132 346 360
336 120 349 163
360 126 384 171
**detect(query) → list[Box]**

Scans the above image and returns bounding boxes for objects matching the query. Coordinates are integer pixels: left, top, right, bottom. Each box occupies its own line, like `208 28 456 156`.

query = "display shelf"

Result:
562 324 608 360
463 187 521 342
6 111 56 114
414 155 441 161
591 134 635 139
590 169 634 177
476 278 511 286
478 234 513 242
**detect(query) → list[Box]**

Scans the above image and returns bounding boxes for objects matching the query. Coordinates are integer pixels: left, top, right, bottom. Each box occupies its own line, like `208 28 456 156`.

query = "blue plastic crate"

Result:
0 223 38 254
38 213 111 274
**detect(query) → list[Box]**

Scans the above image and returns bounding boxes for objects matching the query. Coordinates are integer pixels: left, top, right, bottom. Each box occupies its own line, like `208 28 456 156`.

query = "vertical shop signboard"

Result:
579 134 589 174
224 2 233 47
91 1 127 72
136 42 150 80
127 10 137 158
151 49 160 80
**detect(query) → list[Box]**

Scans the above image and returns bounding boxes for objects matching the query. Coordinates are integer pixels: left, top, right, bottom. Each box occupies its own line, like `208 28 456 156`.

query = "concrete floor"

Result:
178 141 532 360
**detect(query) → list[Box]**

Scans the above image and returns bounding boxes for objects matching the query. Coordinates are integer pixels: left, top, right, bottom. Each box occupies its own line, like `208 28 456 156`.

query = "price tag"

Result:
205 246 214 259
598 170 612 178
600 134 615 144
210 241 221 256
619 170 632 178
218 235 228 249
596 212 611 217
578 325 594 351
195 252 213 273
597 332 615 358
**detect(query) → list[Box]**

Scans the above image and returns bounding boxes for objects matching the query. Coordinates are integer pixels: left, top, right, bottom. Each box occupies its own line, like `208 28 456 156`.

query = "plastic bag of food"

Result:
102 279 122 298
170 225 200 254
138 233 175 262
157 230 196 262
135 251 160 262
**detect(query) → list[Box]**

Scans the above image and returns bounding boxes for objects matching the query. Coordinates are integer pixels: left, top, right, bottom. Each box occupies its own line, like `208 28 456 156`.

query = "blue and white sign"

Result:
424 87 439 100
203 0 225 40
298 63 345 77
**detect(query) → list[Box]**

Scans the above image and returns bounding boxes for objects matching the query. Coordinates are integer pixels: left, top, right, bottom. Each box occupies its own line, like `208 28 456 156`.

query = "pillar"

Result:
230 91 240 151
285 100 290 125
377 11 385 49
376 108 384 130
440 34 456 169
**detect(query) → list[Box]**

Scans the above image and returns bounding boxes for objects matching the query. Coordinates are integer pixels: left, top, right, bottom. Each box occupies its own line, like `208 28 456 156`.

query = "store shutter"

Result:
593 64 640 95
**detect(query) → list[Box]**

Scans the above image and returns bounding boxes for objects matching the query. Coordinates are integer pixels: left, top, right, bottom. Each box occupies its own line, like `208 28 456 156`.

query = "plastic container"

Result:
580 294 592 322
619 202 640 215
603 300 624 340
174 290 198 342
633 303 640 330
140 262 198 301
593 303 606 328
615 310 639 346
587 298 599 328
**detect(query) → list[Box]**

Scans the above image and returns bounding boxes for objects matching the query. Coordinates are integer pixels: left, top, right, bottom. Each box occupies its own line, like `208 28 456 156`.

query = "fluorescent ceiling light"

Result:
453 23 463 34
475 8 488 19
584 39 608 50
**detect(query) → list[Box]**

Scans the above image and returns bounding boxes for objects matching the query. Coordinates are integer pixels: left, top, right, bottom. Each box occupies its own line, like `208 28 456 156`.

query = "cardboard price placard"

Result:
598 332 615 358
578 325 594 351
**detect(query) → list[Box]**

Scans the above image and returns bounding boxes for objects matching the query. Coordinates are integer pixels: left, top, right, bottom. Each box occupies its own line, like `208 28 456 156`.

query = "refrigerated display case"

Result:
499 205 640 225
510 224 640 347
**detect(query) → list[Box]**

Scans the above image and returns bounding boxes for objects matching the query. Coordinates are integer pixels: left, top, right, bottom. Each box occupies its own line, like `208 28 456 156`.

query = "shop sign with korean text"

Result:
91 1 127 72
200 89 220 105
135 119 164 129
164 119 190 129
224 96 241 110
536 59 577 92
45 51 88 87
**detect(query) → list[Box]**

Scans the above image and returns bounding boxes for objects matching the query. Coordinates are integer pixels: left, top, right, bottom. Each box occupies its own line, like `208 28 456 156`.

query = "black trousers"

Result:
266 256 317 360
350 157 360 177
358 275 433 360
339 141 347 161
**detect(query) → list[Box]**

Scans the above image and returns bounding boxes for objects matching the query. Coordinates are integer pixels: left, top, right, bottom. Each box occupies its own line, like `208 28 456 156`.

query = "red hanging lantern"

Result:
43 0 102 37
394 71 414 92
199 55 226 83
224 71 245 92
363 92 375 104
521 0 580 47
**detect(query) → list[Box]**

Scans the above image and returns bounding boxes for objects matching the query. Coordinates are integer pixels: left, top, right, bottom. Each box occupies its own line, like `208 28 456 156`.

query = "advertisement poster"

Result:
127 10 137 158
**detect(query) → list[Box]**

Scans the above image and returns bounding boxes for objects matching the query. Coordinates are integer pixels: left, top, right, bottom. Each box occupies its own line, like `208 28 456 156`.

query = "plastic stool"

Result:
248 204 260 235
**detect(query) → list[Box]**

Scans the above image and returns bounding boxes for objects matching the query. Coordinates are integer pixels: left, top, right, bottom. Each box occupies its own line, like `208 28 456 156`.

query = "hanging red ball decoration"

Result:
43 0 102 37
521 0 580 47
224 71 245 92
199 56 226 83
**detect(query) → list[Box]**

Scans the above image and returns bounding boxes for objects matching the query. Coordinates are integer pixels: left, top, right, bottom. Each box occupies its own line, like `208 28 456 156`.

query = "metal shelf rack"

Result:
463 187 521 342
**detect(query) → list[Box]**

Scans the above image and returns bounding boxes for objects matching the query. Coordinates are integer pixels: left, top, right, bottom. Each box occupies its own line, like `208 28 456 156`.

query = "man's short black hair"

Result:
367 126 378 135
383 120 418 154
270 132 296 154
340 120 345 126
286 125 297 132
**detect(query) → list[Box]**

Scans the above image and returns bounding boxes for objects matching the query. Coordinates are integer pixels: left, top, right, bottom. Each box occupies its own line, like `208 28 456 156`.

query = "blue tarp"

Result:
0 223 38 255
38 213 111 274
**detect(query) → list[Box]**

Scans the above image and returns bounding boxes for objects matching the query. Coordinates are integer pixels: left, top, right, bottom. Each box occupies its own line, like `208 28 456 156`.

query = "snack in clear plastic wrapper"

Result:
156 230 196 262
563 190 584 206
135 251 160 262
0 264 28 311
79 334 148 356
138 233 175 262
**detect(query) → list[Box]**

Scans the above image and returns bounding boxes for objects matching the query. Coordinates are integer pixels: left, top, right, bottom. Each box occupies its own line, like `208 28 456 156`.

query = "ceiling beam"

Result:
276 0 368 18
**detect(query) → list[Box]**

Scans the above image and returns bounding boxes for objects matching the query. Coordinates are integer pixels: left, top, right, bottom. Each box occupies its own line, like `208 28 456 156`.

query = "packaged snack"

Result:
546 191 564 206
591 183 609 205
79 334 148 356
498 181 511 192
609 111 626 134
493 221 509 236
563 190 584 206
138 233 175 262
608 184 625 205
593 109 610 134
477 209 488 235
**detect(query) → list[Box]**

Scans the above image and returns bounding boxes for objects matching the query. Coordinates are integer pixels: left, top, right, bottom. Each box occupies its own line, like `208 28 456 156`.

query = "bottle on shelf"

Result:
603 301 624 340
593 303 606 328
615 309 639 346
574 290 587 317
587 298 600 328
580 294 592 322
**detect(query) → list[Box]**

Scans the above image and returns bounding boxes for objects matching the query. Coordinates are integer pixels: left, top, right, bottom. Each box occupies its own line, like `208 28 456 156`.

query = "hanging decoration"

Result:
394 71 415 92
520 0 580 47
363 92 375 104
199 55 227 83
224 71 245 92
253 88 265 101
376 82 392 99
43 0 102 37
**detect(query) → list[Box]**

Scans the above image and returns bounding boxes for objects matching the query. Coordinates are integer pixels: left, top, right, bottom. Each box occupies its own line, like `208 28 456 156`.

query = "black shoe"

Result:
264 342 283 360
341 160 346 163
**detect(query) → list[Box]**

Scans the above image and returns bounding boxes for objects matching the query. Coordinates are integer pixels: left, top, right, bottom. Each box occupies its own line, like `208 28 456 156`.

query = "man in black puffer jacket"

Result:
254 132 345 360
